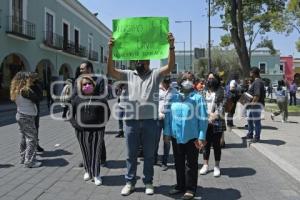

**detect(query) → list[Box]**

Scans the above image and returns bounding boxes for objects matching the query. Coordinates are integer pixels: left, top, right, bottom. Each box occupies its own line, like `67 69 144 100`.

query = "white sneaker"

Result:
145 184 154 195
94 176 102 186
24 161 42 168
199 164 209 175
121 183 135 196
214 166 221 177
83 172 91 181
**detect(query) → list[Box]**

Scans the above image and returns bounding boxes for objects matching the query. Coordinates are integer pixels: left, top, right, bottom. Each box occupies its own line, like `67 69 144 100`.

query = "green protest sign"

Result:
112 17 169 60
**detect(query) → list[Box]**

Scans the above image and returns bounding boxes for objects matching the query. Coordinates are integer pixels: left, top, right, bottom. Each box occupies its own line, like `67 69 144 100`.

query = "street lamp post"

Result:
175 20 193 73
208 0 227 73
208 0 211 73
175 41 186 71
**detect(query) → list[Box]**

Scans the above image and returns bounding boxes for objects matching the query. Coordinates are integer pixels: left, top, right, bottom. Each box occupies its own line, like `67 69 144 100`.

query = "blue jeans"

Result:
124 119 159 185
155 120 171 165
247 108 262 139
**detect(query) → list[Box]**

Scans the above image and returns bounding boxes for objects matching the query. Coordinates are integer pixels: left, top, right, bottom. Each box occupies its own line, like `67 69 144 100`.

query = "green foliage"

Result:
256 39 277 55
212 0 286 62
196 47 241 79
220 34 232 47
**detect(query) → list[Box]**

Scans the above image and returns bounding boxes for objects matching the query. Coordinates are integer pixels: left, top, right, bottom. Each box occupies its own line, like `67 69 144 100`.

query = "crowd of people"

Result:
9 31 298 199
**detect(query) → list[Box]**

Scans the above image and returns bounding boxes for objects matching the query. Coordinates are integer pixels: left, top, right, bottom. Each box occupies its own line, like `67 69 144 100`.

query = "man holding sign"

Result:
107 17 175 196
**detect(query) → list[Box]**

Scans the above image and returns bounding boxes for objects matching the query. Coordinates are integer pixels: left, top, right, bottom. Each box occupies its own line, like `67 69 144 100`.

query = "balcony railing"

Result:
62 40 87 57
43 31 63 50
89 50 99 61
43 31 90 58
6 16 36 40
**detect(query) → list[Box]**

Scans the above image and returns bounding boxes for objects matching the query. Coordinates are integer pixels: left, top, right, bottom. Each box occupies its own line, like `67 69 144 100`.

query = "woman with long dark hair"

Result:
199 72 226 177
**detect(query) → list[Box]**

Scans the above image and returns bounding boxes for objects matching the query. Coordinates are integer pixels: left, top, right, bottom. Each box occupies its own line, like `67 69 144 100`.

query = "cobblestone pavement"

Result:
0 101 300 200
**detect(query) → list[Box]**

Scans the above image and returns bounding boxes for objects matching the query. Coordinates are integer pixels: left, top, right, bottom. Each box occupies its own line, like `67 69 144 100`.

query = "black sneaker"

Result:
115 131 124 138
37 145 44 153
242 135 253 140
252 138 260 143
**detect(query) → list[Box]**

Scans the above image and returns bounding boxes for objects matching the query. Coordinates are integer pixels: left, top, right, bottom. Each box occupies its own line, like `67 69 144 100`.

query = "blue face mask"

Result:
181 80 194 90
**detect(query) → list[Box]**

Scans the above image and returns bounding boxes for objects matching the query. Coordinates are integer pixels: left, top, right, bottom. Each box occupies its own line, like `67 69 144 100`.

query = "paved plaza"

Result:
0 101 300 200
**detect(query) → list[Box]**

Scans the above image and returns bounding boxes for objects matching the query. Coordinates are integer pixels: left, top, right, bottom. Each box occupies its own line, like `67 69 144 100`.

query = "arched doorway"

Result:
0 53 28 102
59 64 72 81
35 59 53 91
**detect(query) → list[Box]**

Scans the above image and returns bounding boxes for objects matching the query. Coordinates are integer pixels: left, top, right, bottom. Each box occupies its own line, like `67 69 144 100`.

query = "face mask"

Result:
135 63 146 75
82 83 94 94
181 80 194 90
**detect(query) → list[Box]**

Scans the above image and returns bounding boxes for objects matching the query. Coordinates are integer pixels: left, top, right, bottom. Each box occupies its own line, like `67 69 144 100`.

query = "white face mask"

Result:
181 80 194 90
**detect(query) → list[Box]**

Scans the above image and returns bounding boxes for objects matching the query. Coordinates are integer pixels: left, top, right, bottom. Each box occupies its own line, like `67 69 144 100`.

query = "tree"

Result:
276 0 300 51
195 47 241 80
212 0 286 77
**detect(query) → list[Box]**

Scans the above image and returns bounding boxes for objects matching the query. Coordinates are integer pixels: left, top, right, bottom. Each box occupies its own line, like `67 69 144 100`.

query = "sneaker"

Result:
181 191 195 200
242 134 253 140
252 138 260 143
121 183 135 196
161 164 168 171
94 176 102 186
83 172 91 181
199 164 209 175
271 114 275 121
24 161 42 168
115 131 124 138
213 166 221 177
37 145 44 153
145 184 154 195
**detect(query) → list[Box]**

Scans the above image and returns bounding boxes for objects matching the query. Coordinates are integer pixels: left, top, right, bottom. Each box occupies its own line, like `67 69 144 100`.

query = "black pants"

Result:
62 106 69 118
203 124 222 161
227 102 237 127
76 129 104 177
172 137 198 194
101 140 106 162
290 92 297 105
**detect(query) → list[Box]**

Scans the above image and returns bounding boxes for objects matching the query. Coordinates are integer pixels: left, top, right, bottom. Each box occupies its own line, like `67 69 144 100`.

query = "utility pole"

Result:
208 0 212 73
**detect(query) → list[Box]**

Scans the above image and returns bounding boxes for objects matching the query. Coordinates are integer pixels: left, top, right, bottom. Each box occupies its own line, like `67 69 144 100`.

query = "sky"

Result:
79 0 300 67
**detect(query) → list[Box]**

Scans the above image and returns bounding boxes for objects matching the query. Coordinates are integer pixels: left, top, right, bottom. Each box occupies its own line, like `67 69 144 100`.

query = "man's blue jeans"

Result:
124 119 159 185
247 108 262 139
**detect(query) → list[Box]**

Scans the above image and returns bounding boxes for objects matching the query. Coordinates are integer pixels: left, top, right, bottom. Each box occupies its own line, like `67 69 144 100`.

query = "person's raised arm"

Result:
107 37 123 80
159 33 175 76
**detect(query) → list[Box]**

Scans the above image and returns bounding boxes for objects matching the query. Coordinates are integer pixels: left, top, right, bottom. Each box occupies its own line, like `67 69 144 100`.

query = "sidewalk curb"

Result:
231 128 300 183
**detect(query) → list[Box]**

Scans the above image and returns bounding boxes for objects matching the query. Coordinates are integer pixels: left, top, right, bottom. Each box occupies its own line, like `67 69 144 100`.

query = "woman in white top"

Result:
10 72 41 168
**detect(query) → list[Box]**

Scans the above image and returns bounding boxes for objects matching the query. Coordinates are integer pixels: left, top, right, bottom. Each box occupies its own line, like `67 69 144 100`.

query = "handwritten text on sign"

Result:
112 17 169 60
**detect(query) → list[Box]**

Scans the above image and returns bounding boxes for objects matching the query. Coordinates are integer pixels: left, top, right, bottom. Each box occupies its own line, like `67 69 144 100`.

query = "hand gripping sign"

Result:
112 17 169 60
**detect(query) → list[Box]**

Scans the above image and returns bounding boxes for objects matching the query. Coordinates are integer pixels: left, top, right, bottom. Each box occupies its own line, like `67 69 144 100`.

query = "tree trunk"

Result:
229 0 251 78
